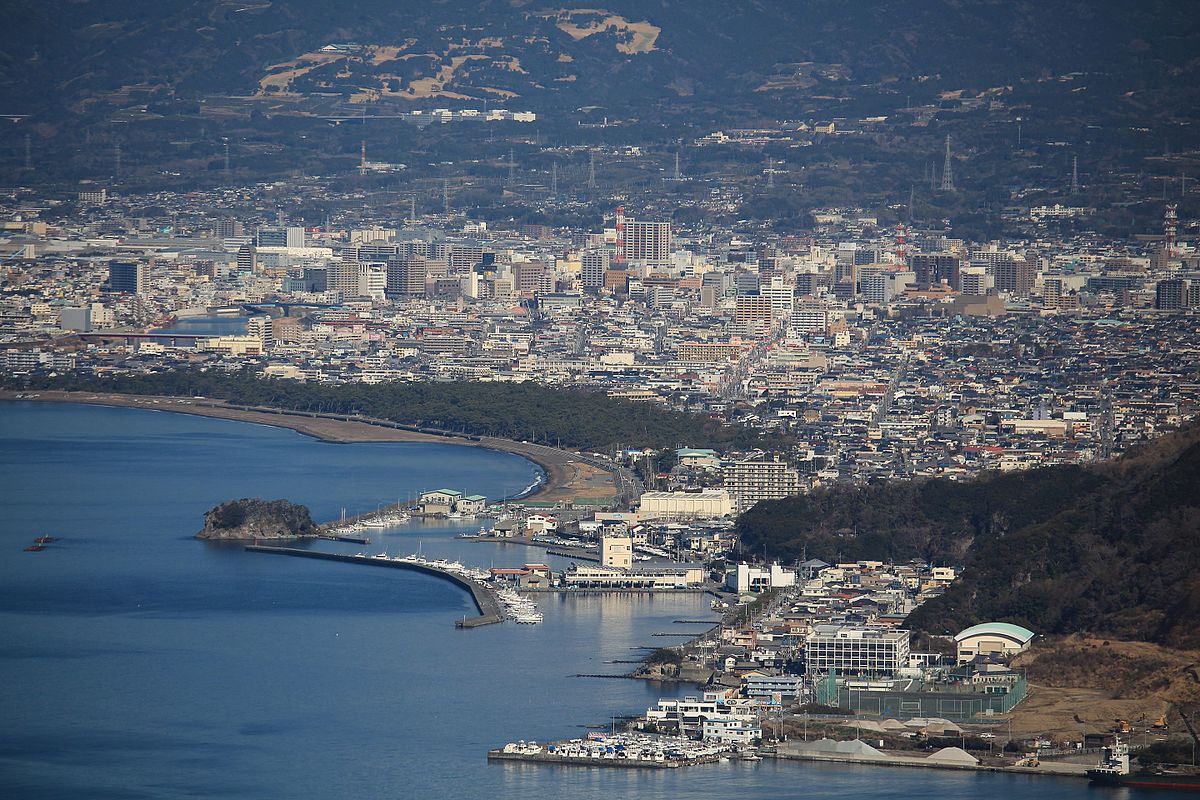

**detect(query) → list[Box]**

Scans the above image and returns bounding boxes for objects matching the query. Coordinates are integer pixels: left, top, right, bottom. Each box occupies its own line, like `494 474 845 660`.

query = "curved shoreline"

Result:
0 390 618 505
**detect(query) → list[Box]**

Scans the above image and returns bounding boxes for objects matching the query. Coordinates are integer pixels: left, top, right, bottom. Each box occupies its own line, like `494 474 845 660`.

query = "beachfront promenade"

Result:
244 546 504 627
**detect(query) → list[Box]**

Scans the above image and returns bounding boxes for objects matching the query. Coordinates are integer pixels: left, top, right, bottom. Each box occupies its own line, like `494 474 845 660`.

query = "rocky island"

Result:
196 498 318 541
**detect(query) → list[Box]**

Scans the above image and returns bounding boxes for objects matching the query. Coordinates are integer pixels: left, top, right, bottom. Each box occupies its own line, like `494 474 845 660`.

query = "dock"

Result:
244 546 504 628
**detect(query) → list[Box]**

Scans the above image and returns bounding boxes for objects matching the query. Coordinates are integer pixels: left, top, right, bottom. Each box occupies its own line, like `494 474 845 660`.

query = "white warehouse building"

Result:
638 489 734 520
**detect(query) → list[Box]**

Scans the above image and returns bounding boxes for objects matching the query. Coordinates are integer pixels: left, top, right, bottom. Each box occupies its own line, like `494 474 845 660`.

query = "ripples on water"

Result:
0 404 1107 799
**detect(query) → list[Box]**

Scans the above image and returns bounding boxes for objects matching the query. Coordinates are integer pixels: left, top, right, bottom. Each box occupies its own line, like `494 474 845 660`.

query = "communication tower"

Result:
940 135 954 192
1164 204 1178 258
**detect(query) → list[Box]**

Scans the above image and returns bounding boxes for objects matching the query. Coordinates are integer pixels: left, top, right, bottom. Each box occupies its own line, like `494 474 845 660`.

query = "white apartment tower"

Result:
581 249 611 289
615 206 671 267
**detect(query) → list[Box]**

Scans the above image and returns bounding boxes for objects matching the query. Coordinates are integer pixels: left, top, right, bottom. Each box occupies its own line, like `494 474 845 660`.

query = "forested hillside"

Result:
11 370 766 453
737 424 1200 648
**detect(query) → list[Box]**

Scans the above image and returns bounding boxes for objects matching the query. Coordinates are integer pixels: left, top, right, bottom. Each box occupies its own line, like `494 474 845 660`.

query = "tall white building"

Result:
616 206 671 266
328 261 385 300
581 249 611 289
758 278 796 320
805 625 911 678
246 315 273 351
357 262 387 300
722 456 802 511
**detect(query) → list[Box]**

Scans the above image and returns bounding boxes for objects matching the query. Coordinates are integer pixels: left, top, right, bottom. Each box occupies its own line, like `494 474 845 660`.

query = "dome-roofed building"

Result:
954 622 1035 664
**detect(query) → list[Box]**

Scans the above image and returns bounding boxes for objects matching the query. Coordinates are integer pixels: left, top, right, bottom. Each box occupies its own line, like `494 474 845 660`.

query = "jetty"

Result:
244 546 504 627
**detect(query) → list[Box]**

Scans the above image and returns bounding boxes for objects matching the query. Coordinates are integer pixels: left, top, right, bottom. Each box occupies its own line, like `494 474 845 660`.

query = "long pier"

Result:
244 546 504 628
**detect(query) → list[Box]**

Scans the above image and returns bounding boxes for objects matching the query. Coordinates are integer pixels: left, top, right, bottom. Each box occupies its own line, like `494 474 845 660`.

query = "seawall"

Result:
243 545 504 627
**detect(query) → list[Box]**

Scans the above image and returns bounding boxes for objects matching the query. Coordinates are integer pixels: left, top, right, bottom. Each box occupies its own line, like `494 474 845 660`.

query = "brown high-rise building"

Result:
386 256 427 297
993 256 1035 297
908 253 961 289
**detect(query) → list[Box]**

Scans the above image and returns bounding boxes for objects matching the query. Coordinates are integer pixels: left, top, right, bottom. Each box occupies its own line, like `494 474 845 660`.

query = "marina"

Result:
489 733 731 769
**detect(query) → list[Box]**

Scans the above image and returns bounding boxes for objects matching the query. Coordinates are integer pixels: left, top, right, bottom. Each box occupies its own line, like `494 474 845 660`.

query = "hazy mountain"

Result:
3 1 1197 118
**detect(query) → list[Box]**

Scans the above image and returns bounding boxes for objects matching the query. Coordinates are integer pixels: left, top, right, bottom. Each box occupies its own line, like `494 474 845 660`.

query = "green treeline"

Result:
736 424 1200 649
13 370 768 453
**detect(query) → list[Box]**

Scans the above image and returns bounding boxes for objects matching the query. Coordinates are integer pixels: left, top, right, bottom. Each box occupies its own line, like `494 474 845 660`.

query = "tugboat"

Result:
1087 737 1200 790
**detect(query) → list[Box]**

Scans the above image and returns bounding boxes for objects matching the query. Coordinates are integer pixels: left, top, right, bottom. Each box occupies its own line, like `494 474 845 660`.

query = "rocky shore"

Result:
196 498 317 540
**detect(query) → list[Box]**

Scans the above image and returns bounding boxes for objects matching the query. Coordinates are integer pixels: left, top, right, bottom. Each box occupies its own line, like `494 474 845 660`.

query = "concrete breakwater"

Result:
487 750 679 769
243 546 504 627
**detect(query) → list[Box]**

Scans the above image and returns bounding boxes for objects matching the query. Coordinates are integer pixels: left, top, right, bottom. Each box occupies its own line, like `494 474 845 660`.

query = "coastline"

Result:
0 390 612 504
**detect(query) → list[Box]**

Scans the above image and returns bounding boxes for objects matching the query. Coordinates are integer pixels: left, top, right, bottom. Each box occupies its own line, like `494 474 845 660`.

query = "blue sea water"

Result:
0 403 1137 799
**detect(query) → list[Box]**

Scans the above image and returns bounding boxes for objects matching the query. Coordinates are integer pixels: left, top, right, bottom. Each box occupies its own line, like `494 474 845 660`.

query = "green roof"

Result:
462 495 487 501
954 622 1035 643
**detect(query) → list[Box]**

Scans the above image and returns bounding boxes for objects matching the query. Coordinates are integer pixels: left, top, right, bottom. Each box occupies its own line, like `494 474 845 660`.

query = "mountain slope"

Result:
3 1 1199 116
737 423 1200 648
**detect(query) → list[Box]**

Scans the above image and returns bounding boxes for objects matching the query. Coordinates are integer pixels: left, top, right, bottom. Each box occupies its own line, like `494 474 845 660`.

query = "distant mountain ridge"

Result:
4 1 1198 118
737 422 1200 649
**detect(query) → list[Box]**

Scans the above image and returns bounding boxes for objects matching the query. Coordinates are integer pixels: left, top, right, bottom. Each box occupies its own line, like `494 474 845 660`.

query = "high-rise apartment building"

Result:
959 266 992 296
327 260 361 299
386 257 428 297
107 261 147 294
758 279 795 320
581 249 611 289
1155 278 1187 310
615 206 671 266
993 255 1036 297
246 315 273 351
236 244 256 273
908 253 961 289
722 455 802 512
734 294 776 337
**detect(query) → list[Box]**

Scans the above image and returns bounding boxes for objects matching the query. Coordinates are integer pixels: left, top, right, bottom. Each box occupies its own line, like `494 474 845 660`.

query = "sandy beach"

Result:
1 390 620 505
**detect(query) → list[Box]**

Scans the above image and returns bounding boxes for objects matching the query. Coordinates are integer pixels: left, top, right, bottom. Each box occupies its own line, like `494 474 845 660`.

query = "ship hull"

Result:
1088 771 1200 790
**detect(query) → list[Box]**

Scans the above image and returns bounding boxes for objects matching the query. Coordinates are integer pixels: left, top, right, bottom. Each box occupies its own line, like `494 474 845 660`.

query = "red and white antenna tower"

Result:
1164 203 1178 258
614 205 626 264
895 222 908 263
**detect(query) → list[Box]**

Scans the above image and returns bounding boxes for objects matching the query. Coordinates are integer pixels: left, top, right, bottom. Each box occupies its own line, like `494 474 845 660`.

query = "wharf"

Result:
318 534 371 545
523 588 707 594
769 747 1089 778
244 546 503 627
545 548 600 562
468 535 601 563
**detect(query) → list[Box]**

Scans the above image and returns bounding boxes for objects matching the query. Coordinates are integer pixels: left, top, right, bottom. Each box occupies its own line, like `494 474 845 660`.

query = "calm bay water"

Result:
154 316 249 337
0 403 1134 798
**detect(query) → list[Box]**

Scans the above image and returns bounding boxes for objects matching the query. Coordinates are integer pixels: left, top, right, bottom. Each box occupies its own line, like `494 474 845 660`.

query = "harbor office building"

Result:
805 625 911 679
563 563 705 589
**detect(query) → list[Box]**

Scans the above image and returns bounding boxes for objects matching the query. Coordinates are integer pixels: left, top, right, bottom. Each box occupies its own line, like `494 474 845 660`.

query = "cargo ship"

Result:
1087 738 1200 790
